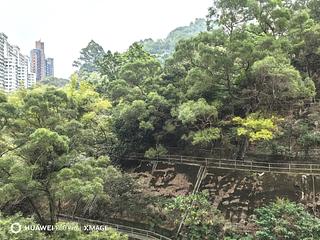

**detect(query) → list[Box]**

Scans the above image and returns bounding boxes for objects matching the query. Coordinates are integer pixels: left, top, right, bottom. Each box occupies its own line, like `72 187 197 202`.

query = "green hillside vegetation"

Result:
41 77 70 87
140 18 207 62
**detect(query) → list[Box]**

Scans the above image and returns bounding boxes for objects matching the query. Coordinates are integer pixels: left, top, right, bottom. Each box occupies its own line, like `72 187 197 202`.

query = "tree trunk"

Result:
26 197 46 225
304 147 310 160
72 196 82 219
47 191 56 226
237 136 249 160
57 199 61 216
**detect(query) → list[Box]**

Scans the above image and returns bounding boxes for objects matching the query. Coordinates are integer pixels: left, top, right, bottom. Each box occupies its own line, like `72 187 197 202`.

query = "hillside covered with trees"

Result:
1 0 320 239
140 18 207 62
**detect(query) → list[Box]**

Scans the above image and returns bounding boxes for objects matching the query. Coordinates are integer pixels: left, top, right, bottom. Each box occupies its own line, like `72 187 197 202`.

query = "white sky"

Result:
0 0 212 78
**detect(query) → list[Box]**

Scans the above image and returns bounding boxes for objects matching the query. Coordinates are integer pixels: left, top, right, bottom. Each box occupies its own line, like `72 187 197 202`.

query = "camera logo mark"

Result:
10 223 22 234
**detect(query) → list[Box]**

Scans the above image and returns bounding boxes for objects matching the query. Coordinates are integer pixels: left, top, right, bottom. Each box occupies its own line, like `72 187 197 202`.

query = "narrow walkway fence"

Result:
119 154 320 175
57 214 172 240
166 146 320 162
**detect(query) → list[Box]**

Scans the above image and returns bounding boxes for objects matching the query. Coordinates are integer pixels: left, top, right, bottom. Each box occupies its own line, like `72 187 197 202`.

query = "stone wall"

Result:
201 169 320 225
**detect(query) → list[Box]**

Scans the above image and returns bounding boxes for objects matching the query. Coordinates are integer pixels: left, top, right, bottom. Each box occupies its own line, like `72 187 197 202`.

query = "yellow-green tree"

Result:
232 114 282 159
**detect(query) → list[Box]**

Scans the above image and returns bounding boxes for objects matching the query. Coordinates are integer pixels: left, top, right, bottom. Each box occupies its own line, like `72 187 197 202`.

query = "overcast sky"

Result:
0 0 212 78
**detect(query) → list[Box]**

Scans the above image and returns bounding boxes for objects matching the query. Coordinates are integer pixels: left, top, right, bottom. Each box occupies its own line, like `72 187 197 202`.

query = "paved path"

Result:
120 154 320 175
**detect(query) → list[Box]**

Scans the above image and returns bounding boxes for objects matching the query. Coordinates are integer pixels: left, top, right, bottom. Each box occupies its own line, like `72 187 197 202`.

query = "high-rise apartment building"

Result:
0 33 35 92
0 33 7 89
5 45 19 91
30 40 54 81
30 40 46 81
46 58 54 77
19 54 36 88
30 48 42 81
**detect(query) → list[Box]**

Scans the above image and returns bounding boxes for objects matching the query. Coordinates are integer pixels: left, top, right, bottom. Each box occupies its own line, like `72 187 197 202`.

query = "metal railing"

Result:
166 146 320 162
57 214 172 240
120 154 320 175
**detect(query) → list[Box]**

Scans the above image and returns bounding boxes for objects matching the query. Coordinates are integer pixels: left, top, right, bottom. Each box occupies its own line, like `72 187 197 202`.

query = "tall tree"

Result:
73 40 105 73
0 85 117 226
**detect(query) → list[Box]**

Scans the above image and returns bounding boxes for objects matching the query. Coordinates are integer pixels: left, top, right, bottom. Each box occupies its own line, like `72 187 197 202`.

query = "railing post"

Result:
234 160 236 169
269 163 271 172
288 163 291 172
250 161 252 170
310 164 313 174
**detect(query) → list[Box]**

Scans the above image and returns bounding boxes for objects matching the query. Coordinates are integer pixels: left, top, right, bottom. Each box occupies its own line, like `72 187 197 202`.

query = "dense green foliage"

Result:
255 199 320 240
0 84 129 238
67 0 320 159
73 0 320 159
165 192 226 239
165 194 320 240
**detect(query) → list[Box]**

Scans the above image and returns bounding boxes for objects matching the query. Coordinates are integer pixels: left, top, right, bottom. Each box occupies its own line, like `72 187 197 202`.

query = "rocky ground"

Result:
130 162 199 197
